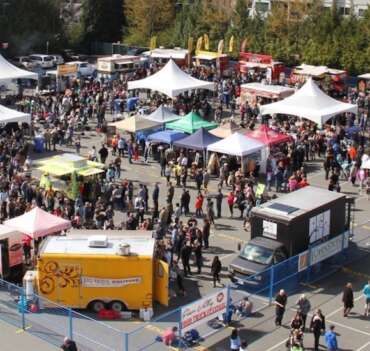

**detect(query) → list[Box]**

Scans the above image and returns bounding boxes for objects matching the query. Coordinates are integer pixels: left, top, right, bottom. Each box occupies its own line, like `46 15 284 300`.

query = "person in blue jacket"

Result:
363 280 370 316
325 325 338 351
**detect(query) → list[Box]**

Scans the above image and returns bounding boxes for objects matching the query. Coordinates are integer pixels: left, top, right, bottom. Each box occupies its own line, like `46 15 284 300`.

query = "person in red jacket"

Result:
195 192 204 218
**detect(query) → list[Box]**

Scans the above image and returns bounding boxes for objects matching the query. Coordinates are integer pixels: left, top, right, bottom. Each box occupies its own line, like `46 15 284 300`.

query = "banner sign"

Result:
310 232 349 266
57 64 78 76
81 276 142 288
181 288 227 332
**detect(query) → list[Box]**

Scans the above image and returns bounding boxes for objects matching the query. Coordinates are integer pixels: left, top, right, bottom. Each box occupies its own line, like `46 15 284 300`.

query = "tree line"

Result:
1 0 369 74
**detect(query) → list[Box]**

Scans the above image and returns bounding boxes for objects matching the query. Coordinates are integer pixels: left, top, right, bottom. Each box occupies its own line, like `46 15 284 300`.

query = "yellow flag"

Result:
241 38 248 53
229 35 235 53
150 36 157 50
203 34 209 51
196 36 203 51
217 39 224 55
188 37 193 54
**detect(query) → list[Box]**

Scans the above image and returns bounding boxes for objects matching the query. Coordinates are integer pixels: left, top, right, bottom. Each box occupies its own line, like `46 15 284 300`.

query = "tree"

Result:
81 0 123 45
125 0 174 46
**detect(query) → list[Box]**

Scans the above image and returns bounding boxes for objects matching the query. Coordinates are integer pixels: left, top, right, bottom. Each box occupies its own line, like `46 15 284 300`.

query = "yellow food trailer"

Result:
24 233 168 313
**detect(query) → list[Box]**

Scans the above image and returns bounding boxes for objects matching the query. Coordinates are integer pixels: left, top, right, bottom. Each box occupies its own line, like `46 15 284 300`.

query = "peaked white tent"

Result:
0 54 38 81
0 104 31 124
143 104 180 123
128 59 215 98
207 132 264 157
260 78 357 126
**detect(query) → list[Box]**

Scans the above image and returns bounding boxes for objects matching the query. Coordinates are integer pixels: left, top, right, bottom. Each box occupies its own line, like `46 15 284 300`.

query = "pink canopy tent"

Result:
4 207 71 239
245 125 292 146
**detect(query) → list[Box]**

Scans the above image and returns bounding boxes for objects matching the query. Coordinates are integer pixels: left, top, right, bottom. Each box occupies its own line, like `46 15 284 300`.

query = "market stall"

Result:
0 104 31 124
209 120 245 139
127 59 215 99
4 207 71 240
109 115 162 133
0 54 38 81
37 153 105 199
143 105 180 123
260 78 357 127
207 132 264 175
147 130 187 145
166 111 217 133
246 125 293 172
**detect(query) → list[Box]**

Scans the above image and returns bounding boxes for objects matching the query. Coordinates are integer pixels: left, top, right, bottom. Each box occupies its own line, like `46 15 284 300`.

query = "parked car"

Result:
29 54 54 69
62 49 88 62
13 56 35 69
66 61 96 77
50 54 64 66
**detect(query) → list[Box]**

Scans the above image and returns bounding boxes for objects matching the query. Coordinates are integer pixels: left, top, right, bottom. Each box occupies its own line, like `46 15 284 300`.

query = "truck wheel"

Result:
109 301 126 312
89 300 105 313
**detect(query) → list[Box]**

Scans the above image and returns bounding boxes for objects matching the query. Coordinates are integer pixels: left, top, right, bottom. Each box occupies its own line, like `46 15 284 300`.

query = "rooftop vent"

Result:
88 235 108 248
117 243 131 256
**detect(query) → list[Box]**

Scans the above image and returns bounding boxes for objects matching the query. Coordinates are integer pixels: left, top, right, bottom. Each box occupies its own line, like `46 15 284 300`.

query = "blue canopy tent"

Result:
173 127 221 163
147 130 187 145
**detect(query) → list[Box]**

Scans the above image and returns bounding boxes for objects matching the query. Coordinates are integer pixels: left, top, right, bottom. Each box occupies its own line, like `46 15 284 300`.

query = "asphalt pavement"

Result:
2 111 370 350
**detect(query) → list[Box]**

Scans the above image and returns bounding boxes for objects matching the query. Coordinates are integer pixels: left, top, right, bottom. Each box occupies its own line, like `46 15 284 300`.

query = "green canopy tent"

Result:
165 111 217 134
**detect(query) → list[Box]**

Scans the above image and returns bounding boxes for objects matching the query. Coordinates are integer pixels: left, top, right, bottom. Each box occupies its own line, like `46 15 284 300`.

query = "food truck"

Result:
97 54 146 79
290 64 347 93
143 47 189 67
239 52 285 83
240 82 295 105
24 232 168 313
193 50 230 74
229 187 352 283
0 225 23 280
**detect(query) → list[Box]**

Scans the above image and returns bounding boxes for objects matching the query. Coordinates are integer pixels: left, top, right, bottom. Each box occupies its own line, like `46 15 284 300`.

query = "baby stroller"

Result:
286 328 304 350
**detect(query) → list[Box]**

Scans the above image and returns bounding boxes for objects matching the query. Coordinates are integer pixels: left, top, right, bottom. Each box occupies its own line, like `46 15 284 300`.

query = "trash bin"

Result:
34 136 45 153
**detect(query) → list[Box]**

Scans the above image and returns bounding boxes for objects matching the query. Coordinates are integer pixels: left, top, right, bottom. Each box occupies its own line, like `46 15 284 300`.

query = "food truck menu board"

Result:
309 210 330 244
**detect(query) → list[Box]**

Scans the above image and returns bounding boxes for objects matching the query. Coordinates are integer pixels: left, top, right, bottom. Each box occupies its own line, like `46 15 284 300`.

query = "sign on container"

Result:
181 288 227 332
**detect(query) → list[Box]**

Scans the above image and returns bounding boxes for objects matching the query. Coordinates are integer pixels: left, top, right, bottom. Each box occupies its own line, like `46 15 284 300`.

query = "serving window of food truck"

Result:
194 50 229 74
143 48 188 67
97 55 145 79
240 82 295 105
239 52 285 83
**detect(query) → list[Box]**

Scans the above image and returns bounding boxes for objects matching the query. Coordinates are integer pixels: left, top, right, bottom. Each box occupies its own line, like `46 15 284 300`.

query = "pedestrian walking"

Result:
227 191 235 217
230 328 241 351
274 289 287 326
211 255 222 287
363 280 370 316
342 282 354 317
296 294 311 330
202 218 211 249
180 241 192 276
216 188 223 218
324 325 338 351
310 309 325 351
193 240 203 274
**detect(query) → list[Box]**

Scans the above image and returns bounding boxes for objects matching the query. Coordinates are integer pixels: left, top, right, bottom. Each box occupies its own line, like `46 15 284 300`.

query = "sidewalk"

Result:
0 320 58 351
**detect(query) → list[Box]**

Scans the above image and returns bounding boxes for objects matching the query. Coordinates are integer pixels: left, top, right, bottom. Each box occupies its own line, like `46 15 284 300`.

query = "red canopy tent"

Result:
245 125 292 146
4 207 71 239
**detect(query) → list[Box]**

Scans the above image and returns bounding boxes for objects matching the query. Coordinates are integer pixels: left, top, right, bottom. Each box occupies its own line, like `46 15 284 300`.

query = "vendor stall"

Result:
4 207 71 240
143 105 180 123
209 120 245 139
246 125 293 172
109 115 162 133
166 111 217 133
207 132 264 175
240 82 295 105
147 130 187 145
37 153 105 199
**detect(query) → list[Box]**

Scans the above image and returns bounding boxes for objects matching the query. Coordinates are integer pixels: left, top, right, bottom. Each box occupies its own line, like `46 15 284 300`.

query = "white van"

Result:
29 54 54 68
66 61 96 77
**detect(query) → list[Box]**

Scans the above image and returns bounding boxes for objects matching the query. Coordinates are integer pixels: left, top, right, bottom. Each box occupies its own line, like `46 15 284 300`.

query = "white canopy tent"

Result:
128 59 215 99
0 54 38 81
207 132 264 157
0 104 31 124
143 104 180 123
260 78 358 126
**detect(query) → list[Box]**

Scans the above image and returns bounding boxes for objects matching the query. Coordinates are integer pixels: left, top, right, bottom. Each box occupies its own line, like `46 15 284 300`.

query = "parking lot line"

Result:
326 318 370 337
265 338 288 351
356 341 370 351
325 294 363 318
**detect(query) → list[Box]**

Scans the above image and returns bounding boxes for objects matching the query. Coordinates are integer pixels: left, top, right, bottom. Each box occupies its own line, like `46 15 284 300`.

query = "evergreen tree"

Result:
81 0 123 45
